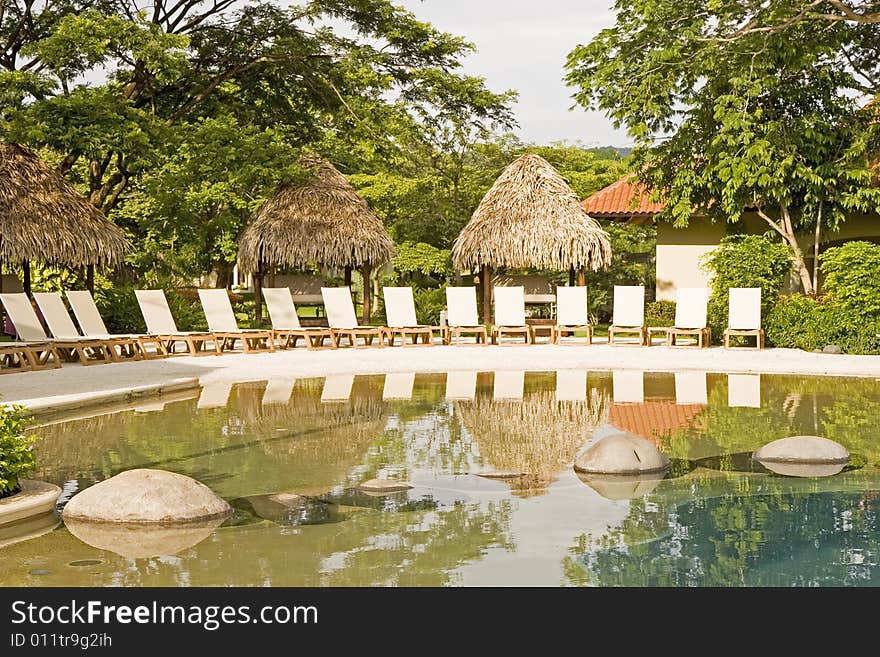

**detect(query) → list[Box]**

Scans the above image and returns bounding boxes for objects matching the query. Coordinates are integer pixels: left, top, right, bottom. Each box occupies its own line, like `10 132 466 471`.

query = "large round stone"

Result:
574 433 671 475
64 517 224 558
576 473 665 500
62 469 232 524
753 436 850 464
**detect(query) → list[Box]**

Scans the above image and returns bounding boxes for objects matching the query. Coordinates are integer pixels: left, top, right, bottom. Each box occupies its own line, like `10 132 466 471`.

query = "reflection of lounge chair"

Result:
2 292 107 366
491 287 534 345
445 370 477 400
198 289 274 353
556 370 587 401
196 381 233 409
551 286 592 344
382 287 435 346
728 374 761 408
135 289 220 356
674 371 708 405
66 290 167 360
724 288 764 349
321 287 385 347
321 374 354 401
493 370 524 400
382 372 415 400
262 287 334 349
612 370 644 403
608 285 646 346
666 287 711 347
261 378 296 406
444 287 488 345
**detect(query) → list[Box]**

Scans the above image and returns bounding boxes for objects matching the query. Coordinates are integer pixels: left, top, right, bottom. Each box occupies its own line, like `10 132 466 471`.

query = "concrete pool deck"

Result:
2 338 880 413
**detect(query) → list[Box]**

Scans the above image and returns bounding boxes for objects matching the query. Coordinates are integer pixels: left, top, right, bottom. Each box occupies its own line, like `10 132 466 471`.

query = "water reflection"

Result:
7 369 880 586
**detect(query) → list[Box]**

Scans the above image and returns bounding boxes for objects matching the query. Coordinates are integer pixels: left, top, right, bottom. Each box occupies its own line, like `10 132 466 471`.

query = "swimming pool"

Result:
2 370 879 586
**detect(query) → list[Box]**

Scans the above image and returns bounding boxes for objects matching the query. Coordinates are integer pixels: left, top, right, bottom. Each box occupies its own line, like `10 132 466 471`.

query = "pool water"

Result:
2 370 880 586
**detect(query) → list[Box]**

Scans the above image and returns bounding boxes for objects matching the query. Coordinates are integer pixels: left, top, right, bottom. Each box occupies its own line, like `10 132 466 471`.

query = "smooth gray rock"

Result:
753 435 850 464
574 433 671 475
758 461 846 478
62 469 231 524
358 479 413 494
822 344 842 354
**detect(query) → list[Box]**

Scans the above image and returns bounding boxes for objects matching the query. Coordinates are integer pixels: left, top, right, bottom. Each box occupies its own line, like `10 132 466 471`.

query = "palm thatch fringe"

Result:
238 154 395 272
456 389 610 494
0 143 129 267
452 153 612 271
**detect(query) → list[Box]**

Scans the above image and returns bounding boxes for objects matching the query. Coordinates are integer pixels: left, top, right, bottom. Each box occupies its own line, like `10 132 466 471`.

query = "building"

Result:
582 175 880 300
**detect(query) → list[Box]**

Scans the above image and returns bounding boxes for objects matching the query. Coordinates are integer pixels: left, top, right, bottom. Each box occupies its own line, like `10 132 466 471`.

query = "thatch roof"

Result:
452 153 612 271
238 154 395 273
457 388 610 496
0 143 129 267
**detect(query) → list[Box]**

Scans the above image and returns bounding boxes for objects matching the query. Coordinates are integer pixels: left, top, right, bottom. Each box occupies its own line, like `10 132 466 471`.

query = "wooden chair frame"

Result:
608 325 646 346
723 328 765 350
550 324 593 345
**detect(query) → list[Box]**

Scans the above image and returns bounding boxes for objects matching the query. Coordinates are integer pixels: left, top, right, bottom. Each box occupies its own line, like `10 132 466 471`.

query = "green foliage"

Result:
645 300 675 326
819 241 880 319
0 405 36 498
766 296 880 354
701 234 793 343
393 242 453 278
412 286 448 325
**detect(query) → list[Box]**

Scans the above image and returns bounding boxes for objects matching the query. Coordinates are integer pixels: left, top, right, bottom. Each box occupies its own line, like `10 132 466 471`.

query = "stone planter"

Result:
0 480 62 526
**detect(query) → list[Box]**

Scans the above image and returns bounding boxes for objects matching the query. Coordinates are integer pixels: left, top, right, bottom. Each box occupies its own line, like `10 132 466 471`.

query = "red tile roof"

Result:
581 175 664 217
608 401 705 445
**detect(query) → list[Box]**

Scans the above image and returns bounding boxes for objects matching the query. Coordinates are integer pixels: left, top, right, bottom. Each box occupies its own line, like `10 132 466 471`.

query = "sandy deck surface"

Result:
2 336 880 412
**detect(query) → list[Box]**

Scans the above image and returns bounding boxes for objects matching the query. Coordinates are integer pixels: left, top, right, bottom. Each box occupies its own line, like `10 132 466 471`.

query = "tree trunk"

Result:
481 264 493 324
22 260 31 296
361 264 372 325
813 202 823 296
577 269 586 286
757 206 815 296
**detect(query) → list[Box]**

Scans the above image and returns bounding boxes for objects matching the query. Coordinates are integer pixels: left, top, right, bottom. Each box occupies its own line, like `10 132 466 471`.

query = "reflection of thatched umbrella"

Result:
457 389 610 496
452 153 612 322
238 155 395 323
0 143 129 293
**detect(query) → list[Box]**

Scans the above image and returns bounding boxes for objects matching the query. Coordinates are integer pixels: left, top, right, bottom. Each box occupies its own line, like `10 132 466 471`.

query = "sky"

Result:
396 0 630 148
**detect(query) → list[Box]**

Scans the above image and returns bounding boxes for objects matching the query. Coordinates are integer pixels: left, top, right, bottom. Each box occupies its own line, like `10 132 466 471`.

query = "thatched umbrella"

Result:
238 154 395 323
452 153 612 322
0 143 129 294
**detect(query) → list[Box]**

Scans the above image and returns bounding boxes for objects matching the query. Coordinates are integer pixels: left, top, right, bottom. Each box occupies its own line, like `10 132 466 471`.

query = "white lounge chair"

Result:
608 285 646 346
445 370 477 400
556 370 588 401
65 290 167 360
382 372 415 400
493 370 524 400
728 374 761 408
382 287 435 346
135 289 220 356
674 371 708 405
262 287 335 349
321 287 385 347
551 286 592 344
198 289 274 353
321 374 355 401
1 292 106 366
724 288 764 349
444 287 488 345
612 370 644 403
491 286 534 345
666 287 711 347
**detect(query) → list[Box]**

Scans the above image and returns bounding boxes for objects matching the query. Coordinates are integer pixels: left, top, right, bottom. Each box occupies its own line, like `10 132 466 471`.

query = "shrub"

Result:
645 300 675 326
0 405 36 498
766 295 880 354
701 234 792 343
95 284 147 334
413 285 448 325
819 241 880 319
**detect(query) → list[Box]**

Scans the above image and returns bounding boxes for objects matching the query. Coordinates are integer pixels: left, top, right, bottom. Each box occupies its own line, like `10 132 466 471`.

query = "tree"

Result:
565 0 880 295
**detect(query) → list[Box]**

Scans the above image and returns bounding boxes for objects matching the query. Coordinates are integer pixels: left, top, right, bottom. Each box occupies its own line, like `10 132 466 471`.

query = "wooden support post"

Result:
361 264 372 325
344 266 352 288
568 267 575 287
86 264 95 294
481 264 493 325
577 269 586 286
22 260 31 296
